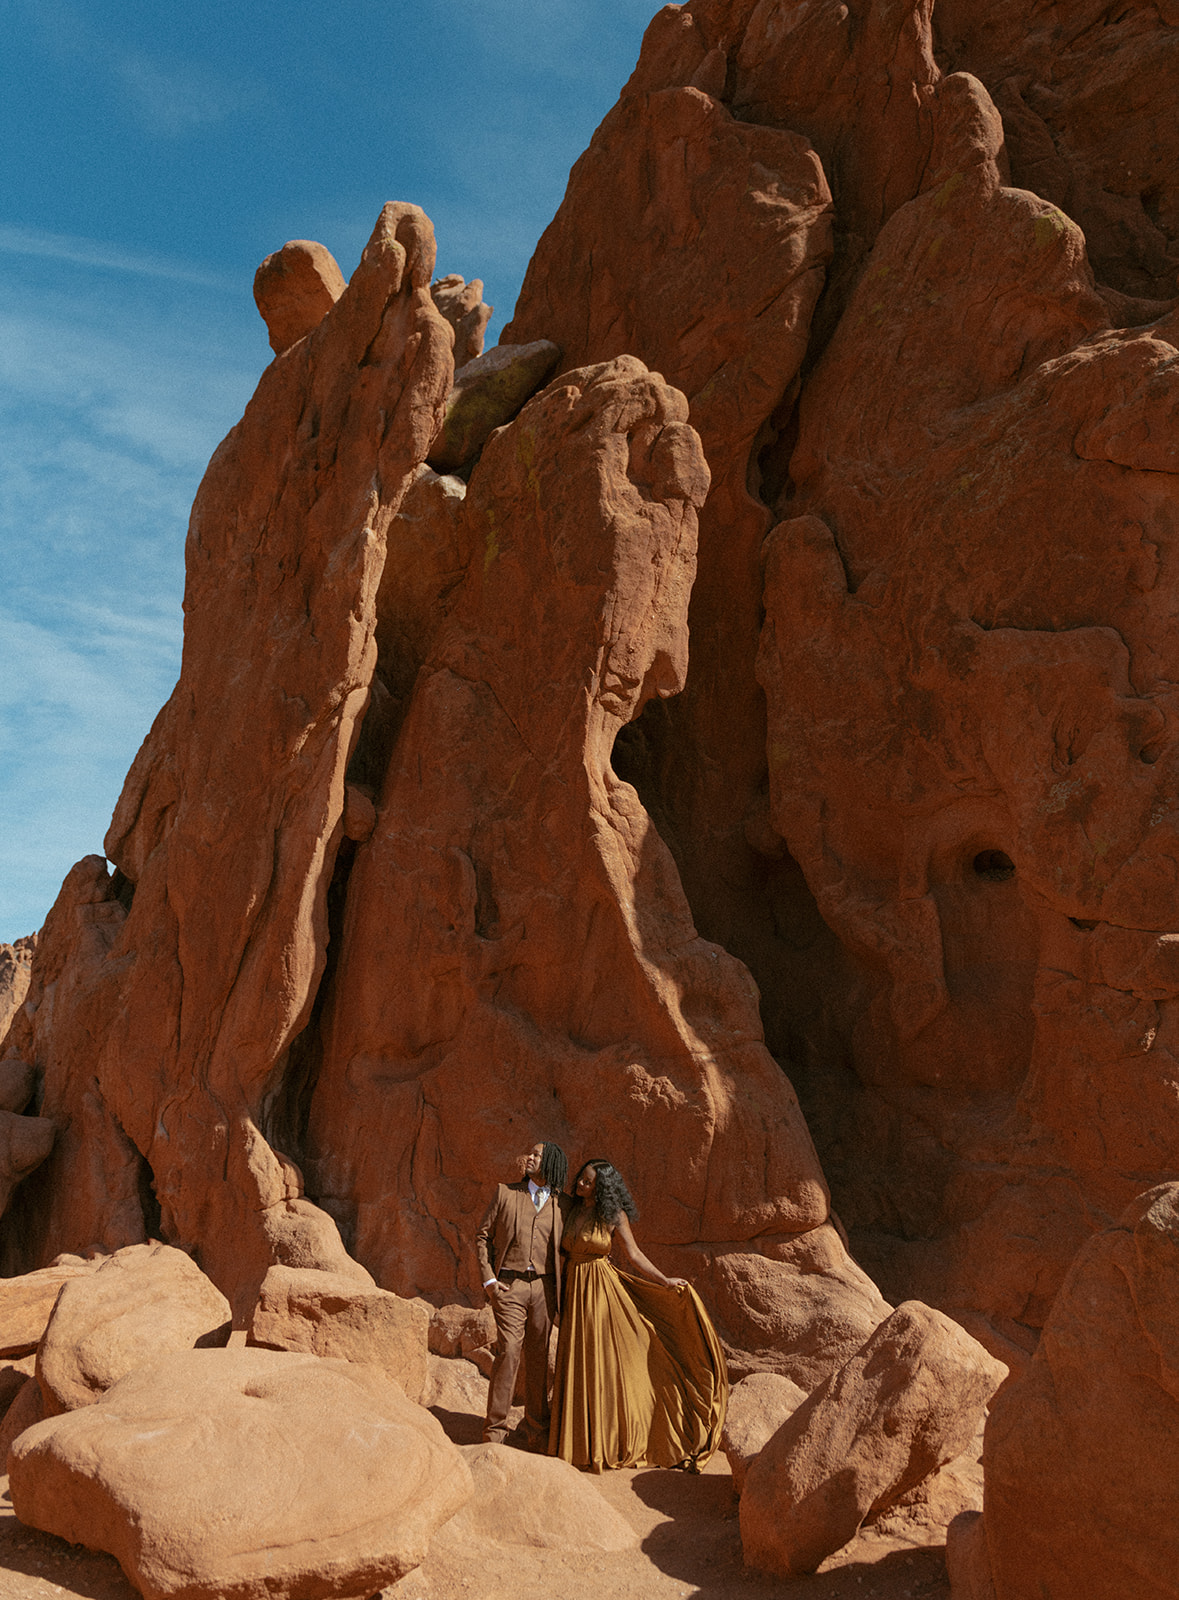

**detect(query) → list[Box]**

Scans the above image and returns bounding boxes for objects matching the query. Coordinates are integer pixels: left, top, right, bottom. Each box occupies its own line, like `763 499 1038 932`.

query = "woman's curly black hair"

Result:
575 1159 638 1226
539 1142 568 1192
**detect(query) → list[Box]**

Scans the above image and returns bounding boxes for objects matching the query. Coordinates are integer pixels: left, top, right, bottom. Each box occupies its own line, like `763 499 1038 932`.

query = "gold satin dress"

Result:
548 1209 728 1473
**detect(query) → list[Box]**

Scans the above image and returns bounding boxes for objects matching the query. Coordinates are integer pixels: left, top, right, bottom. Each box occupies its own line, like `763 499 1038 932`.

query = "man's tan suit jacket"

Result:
476 1182 573 1310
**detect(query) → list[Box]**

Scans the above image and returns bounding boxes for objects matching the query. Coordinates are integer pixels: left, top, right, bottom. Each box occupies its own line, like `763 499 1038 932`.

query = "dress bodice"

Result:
562 1207 614 1262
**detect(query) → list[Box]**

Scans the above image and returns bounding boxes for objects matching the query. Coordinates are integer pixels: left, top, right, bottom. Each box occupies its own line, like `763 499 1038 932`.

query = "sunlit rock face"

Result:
302 356 885 1380
500 0 1179 1358
757 73 1179 1353
3 0 1179 1402
0 204 455 1319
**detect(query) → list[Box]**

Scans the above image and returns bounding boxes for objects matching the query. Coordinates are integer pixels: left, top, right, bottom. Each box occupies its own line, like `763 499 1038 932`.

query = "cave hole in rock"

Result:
972 849 1015 883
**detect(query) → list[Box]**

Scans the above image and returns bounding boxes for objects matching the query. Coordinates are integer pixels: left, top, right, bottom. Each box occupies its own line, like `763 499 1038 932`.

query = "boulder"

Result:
0 1256 98 1358
426 338 561 471
959 1183 1179 1600
428 1301 496 1375
432 1441 637 1553
37 1240 231 1414
9 1347 473 1600
253 238 346 355
741 1301 1006 1576
671 1224 891 1390
421 1351 488 1420
947 1509 998 1600
721 1371 807 1493
249 1264 429 1403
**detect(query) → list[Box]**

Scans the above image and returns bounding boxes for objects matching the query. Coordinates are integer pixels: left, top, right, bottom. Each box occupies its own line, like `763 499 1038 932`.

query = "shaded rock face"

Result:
934 0 1179 302
949 1183 1179 1600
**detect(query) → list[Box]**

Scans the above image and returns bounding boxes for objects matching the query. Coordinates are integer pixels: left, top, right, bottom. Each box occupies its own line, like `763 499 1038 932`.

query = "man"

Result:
475 1139 571 1447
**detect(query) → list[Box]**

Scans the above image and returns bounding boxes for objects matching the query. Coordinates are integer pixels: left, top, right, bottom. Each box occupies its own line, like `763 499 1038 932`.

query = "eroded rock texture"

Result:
503 0 1179 1367
4 6 1179 1517
504 75 834 989
302 354 881 1376
0 937 35 1041
949 1184 1179 1600
1 204 454 1317
757 61 1179 1348
9 1348 472 1600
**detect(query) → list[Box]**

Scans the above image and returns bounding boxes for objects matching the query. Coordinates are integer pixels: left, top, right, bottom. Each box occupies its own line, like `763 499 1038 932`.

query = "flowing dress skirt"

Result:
549 1236 728 1473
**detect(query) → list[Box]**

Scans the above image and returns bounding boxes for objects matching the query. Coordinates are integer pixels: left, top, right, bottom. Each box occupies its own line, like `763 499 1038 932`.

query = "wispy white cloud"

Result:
0 225 235 290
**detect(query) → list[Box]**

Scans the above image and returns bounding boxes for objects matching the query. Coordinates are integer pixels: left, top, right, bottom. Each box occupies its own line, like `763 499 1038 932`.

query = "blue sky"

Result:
0 0 659 941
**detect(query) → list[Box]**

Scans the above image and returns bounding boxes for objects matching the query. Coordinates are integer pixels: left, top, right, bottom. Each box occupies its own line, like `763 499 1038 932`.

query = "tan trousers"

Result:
484 1274 557 1442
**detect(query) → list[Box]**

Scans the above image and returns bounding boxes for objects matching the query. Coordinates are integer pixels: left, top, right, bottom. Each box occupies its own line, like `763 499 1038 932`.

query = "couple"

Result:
475 1140 728 1473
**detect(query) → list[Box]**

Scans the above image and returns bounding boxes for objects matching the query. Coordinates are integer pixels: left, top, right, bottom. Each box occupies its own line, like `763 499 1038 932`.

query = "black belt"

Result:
498 1269 549 1282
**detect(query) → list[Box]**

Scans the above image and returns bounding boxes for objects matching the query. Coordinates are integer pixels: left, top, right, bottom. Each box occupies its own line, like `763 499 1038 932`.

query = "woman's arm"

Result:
612 1214 689 1287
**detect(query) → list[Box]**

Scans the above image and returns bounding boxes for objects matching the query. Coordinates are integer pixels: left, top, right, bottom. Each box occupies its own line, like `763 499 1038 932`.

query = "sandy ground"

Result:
0 1399 953 1600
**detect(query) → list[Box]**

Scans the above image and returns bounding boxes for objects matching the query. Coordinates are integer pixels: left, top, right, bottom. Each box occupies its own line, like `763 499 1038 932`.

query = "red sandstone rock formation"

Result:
757 65 1179 1345
1 204 454 1317
504 0 1179 1368
303 353 883 1377
430 272 492 369
741 1302 1005 1576
253 238 347 355
0 937 35 1042
36 1242 230 1415
3 23 1179 1583
504 75 834 996
948 1183 1179 1600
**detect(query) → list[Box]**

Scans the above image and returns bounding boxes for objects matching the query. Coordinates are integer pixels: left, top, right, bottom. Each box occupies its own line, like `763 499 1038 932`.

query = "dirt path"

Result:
0 1403 953 1600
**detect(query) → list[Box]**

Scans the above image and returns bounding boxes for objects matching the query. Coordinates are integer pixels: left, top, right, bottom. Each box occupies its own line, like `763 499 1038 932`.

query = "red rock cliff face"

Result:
304 356 827 1276
503 0 1179 1360
1 206 453 1318
4 0 1179 1389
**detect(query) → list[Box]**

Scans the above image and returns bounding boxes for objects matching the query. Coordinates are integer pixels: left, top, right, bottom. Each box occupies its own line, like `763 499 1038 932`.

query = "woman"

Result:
548 1158 728 1473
